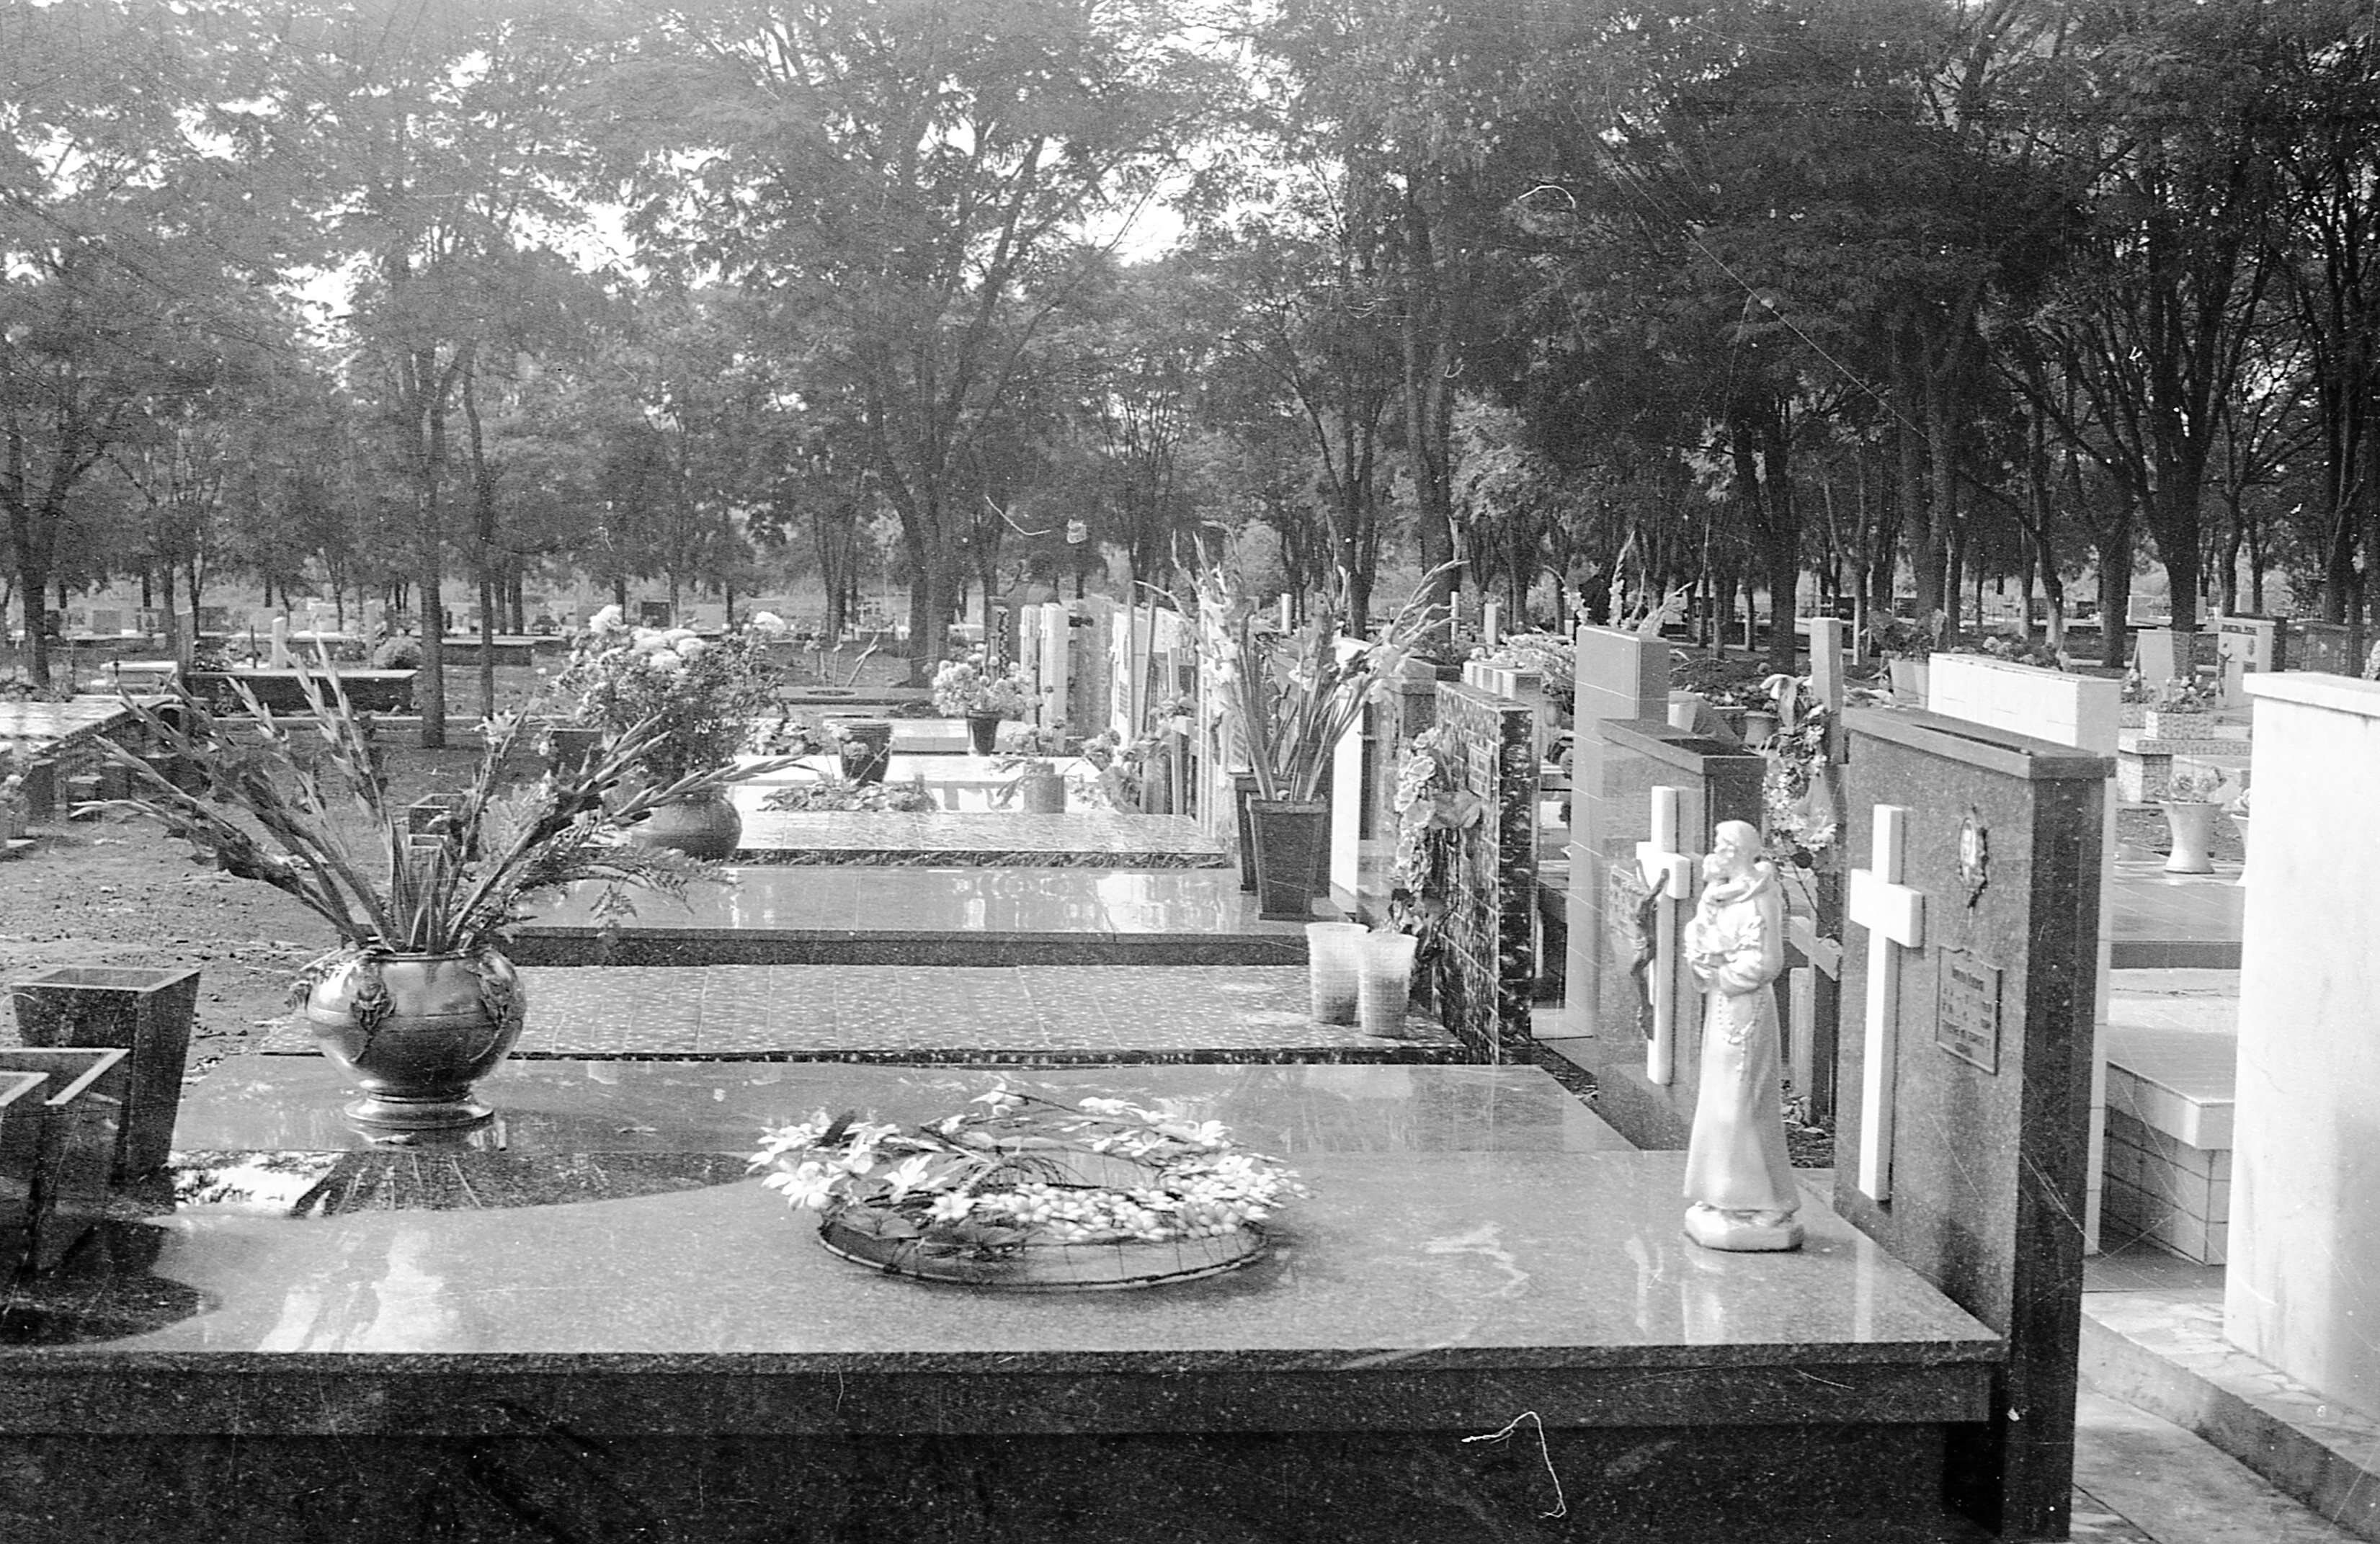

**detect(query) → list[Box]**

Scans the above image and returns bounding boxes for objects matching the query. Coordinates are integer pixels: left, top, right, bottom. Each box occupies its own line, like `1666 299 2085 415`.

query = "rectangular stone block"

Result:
7 965 200 1179
0 1046 128 1270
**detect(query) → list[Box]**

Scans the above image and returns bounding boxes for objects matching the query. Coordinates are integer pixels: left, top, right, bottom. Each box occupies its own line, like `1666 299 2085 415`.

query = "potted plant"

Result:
86 673 776 1133
545 606 790 857
930 651 1033 756
1866 612 1942 702
2158 767 2228 875
1184 561 1445 920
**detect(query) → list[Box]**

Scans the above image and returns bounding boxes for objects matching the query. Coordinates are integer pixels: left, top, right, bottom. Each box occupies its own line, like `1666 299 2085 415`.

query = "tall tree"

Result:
619 0 1218 676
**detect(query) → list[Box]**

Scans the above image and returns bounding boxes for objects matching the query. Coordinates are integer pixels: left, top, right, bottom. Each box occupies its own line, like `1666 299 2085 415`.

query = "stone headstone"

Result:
1924 653 2122 1249
2227 674 2380 1418
1561 627 1671 1040
1837 708 2108 1540
2134 627 2180 689
1420 682 1538 1061
1572 723 1765 1148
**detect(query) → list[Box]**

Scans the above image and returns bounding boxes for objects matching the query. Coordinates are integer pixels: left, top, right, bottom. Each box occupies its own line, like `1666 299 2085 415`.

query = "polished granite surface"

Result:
250 965 1456 1061
729 810 1229 867
12 1062 1998 1378
517 868 1327 965
174 1059 1628 1156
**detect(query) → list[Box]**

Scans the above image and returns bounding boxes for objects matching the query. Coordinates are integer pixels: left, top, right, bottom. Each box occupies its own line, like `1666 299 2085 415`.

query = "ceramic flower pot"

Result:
1015 766 1066 813
2160 800 2218 875
966 712 1000 757
630 791 743 860
1249 798 1330 921
840 720 894 783
302 950 527 1133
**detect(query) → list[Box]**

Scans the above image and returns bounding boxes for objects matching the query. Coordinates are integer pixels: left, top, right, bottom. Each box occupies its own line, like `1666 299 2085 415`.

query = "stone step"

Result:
258 963 1454 1063
514 867 1325 967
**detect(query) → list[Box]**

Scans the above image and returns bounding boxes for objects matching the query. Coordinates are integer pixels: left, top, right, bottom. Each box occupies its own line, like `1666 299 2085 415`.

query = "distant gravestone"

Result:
1422 682 1538 1061
1837 707 2108 1540
2134 627 2180 688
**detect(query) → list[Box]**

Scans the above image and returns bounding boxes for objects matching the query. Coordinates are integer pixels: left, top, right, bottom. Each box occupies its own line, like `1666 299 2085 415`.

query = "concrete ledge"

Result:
2082 1292 2380 1543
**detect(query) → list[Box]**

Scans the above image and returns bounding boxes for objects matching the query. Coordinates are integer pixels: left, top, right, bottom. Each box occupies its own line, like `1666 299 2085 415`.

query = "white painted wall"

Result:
2226 673 2380 1417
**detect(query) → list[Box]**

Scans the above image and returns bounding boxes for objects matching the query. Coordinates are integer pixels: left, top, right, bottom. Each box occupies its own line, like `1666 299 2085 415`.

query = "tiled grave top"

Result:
0 1061 1998 1423
2105 970 2239 1151
2109 862 2244 970
514 867 1322 967
728 811 1226 868
0 697 135 749
251 964 1456 1063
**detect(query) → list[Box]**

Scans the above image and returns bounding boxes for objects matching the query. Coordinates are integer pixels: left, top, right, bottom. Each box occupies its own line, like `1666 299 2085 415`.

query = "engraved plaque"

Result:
1466 741 1497 798
1935 949 2002 1074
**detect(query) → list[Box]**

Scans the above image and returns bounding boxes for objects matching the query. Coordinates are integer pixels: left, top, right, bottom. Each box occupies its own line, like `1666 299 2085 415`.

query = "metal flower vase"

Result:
302 950 527 1134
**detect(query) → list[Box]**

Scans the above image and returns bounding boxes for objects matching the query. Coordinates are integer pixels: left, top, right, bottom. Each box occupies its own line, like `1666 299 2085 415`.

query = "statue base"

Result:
1683 1203 1805 1254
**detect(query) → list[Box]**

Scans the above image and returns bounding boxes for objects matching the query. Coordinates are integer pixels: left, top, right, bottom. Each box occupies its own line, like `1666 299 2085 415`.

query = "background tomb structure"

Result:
1837 707 2109 1540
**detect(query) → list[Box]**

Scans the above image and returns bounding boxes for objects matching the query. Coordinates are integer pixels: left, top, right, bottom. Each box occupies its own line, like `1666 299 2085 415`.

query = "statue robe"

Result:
1680 860 1798 1215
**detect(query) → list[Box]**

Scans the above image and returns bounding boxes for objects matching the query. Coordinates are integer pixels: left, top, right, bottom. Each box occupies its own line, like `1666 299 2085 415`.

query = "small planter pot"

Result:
1249 798 1330 921
302 950 527 1133
1014 765 1066 813
2160 800 2219 875
839 720 895 783
6 964 200 1180
1739 708 1780 748
545 725 604 777
0 1046 130 1270
631 791 743 860
965 712 1001 757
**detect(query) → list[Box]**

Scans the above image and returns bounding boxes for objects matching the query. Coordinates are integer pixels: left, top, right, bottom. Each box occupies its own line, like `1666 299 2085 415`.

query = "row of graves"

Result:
0 592 2366 1542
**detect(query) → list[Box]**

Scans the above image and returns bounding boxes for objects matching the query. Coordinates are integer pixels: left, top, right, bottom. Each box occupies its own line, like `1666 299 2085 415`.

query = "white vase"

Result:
2160 801 2217 875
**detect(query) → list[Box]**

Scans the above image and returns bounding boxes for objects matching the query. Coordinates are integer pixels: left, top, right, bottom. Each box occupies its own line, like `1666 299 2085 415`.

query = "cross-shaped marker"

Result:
1847 804 1926 1202
1636 785 1697 1087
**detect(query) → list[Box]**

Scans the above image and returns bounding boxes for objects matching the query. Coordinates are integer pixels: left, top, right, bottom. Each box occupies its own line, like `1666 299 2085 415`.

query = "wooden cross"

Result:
1847 804 1927 1202
1635 785 1697 1088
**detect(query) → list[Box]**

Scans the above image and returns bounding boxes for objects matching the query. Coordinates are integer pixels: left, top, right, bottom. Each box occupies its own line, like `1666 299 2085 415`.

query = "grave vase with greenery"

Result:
1185 560 1443 922
89 676 781 1133
547 607 788 858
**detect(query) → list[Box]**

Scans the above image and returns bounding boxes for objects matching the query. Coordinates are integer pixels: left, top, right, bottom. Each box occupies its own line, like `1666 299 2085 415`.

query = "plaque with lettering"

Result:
1466 742 1497 798
1935 949 2002 1074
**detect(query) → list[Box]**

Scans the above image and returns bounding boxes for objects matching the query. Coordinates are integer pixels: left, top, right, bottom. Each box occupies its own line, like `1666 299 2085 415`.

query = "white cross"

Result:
1847 804 1927 1202
1636 785 1697 1087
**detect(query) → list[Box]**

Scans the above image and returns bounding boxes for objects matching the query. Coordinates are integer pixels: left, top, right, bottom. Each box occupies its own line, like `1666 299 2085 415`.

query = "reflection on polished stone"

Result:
175 1058 1633 1156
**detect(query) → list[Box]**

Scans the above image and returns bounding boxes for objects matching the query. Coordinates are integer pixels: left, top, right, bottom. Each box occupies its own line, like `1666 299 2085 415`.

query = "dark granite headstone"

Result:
1573 722 1765 1150
1837 707 2107 1540
1420 683 1537 1061
1561 627 1671 1039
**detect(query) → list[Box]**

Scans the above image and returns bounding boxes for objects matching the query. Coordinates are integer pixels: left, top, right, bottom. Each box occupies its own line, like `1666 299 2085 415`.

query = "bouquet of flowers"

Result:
752 1082 1303 1281
930 652 1032 718
546 607 787 784
1386 724 1482 949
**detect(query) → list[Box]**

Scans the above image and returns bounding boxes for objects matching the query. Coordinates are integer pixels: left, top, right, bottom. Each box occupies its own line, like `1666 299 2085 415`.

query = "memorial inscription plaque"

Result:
1935 949 2002 1074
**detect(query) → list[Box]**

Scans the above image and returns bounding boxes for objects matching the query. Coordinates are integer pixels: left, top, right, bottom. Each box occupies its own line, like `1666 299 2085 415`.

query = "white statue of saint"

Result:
1680 819 1804 1252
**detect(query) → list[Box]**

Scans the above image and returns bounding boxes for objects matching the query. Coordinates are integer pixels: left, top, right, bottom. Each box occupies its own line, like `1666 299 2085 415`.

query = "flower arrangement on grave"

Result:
1948 631 2065 671
930 651 1032 718
2161 767 2228 805
752 1081 1305 1288
1473 631 1576 715
1180 558 1446 803
547 606 788 784
1757 690 1839 865
1386 723 1481 952
1865 612 1943 661
81 674 788 1128
2150 675 2221 713
759 775 940 813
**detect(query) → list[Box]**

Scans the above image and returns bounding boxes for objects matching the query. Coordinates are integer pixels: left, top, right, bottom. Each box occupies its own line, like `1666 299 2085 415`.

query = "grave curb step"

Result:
509 932 1309 968
254 1043 1470 1067
2080 1297 2380 1544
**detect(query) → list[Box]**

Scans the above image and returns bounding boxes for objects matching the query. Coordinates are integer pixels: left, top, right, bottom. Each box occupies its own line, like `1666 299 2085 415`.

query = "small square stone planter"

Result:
0 1071 53 1277
0 1046 130 1269
7 965 200 1181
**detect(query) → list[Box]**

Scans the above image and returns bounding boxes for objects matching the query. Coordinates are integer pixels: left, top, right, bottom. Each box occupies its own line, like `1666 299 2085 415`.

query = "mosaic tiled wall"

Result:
1422 683 1538 1061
